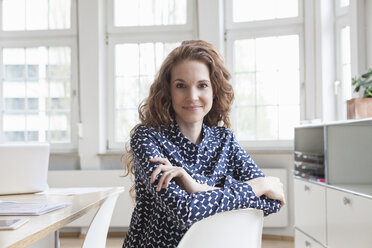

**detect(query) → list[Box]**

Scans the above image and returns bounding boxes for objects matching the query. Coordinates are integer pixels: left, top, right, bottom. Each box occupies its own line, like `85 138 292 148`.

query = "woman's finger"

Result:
162 170 177 189
156 170 172 191
150 165 171 183
150 157 171 166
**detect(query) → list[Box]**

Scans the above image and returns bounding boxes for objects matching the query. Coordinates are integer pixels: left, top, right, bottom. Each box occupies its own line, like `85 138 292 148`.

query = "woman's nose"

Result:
187 87 199 101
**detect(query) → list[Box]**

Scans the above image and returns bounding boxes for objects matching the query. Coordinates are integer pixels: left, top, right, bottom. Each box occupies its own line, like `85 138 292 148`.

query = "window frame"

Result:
224 0 305 150
106 0 196 150
0 0 79 152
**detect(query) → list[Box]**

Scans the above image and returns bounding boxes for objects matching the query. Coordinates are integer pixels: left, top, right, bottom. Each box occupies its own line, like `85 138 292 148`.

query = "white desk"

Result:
0 187 124 248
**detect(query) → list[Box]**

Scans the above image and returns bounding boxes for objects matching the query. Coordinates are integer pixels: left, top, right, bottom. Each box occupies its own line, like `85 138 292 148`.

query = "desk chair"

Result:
177 208 264 248
81 192 121 248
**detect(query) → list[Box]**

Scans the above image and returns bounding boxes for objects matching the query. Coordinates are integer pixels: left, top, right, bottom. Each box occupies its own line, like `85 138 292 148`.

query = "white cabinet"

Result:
294 179 326 245
294 118 372 248
295 229 325 248
327 188 372 248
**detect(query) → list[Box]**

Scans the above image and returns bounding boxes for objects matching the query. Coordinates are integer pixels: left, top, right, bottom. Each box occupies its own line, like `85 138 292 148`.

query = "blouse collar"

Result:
168 121 211 149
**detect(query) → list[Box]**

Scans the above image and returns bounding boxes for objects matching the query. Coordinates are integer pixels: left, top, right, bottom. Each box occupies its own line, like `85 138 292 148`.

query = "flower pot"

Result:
347 98 372 119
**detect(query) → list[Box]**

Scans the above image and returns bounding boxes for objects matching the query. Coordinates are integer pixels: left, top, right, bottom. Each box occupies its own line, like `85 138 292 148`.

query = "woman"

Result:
122 40 285 248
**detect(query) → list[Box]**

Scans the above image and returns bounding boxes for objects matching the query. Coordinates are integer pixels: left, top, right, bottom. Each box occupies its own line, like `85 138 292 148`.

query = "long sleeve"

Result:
131 126 270 228
230 133 282 215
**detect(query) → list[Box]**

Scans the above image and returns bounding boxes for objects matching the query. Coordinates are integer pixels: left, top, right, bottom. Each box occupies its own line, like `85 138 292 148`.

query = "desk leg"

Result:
54 230 60 248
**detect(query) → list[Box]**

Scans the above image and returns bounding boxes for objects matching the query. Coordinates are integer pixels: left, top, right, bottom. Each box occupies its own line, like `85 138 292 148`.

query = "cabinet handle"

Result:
343 197 351 205
304 185 310 191
305 240 311 247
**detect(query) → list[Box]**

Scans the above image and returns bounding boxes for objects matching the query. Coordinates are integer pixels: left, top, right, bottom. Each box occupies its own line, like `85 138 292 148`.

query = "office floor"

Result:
60 236 294 248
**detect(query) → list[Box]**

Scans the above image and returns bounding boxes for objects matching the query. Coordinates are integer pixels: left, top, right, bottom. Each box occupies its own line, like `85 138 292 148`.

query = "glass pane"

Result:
139 43 156 76
256 71 278 105
233 0 298 23
276 35 299 70
27 98 39 110
26 0 48 30
114 42 179 141
236 106 256 140
48 47 71 78
116 44 140 77
2 46 71 143
341 26 351 64
4 98 25 111
50 80 69 98
234 73 255 106
116 109 138 141
256 36 278 72
116 77 139 109
46 97 70 110
140 76 153 100
3 114 26 133
2 0 71 31
340 0 350 8
234 39 255 72
114 0 187 27
256 106 278 140
278 105 299 139
3 65 26 81
47 112 70 142
2 0 25 31
277 69 300 105
49 0 71 29
233 35 300 141
3 83 26 99
4 131 25 142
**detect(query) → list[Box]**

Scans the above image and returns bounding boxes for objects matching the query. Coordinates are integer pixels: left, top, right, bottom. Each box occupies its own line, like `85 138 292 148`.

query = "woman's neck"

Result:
176 119 203 145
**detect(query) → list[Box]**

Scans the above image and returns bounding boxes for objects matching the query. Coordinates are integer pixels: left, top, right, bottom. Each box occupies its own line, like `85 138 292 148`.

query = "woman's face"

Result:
170 60 213 128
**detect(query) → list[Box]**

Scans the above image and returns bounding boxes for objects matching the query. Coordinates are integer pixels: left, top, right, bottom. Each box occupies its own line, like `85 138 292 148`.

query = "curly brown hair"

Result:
122 40 234 199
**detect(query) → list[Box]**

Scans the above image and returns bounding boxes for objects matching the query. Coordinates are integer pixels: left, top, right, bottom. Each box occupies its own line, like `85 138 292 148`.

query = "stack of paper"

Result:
0 201 71 216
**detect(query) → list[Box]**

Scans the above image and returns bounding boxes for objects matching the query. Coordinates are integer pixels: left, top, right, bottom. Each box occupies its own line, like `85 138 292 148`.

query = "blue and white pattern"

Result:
123 122 281 248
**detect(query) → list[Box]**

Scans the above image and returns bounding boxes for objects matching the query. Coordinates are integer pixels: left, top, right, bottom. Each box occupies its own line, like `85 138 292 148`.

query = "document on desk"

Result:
0 201 71 215
37 187 112 195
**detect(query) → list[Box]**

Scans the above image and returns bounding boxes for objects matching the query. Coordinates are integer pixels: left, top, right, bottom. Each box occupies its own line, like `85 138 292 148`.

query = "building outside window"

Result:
0 0 78 151
225 0 303 149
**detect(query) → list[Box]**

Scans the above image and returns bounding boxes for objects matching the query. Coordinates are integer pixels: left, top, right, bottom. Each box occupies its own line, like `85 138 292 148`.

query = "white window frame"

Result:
106 0 196 150
0 0 79 152
334 0 365 120
224 0 305 151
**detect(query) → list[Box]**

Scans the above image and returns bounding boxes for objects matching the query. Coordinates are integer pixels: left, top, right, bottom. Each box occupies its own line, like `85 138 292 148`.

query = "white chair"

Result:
81 192 121 248
177 208 264 248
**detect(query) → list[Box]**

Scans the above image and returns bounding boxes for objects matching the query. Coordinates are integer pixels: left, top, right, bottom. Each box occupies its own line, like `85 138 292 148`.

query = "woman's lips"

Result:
183 106 202 111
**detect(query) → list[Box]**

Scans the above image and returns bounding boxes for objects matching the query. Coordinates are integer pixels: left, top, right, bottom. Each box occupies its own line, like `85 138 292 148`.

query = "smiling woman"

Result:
121 40 285 248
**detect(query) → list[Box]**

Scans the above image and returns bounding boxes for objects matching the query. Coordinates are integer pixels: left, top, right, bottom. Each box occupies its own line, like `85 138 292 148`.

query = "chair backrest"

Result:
82 192 121 248
177 208 264 248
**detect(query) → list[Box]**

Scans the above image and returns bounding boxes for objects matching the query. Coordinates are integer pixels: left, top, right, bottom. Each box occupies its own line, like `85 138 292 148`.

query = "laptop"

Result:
0 144 50 195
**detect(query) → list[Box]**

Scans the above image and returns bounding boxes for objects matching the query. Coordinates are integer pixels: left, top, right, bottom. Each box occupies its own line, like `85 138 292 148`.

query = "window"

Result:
335 0 353 120
107 0 195 149
225 0 303 147
0 0 77 151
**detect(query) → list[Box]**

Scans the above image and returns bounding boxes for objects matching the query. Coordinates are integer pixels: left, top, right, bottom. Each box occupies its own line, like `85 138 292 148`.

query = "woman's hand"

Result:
246 176 286 206
150 157 202 194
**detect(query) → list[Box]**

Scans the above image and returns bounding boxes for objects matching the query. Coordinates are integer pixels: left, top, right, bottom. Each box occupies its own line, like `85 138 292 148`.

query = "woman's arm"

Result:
230 132 286 206
131 126 280 229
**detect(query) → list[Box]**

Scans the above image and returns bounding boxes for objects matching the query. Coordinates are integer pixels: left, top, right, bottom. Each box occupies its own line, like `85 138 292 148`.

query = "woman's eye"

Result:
199 83 208 88
176 83 185 88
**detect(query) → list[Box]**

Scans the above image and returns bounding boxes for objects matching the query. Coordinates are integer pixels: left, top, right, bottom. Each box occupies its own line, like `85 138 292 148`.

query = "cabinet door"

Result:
294 179 326 245
295 229 325 248
327 188 372 248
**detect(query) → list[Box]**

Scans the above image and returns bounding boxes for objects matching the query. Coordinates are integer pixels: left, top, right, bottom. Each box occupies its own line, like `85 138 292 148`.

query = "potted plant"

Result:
347 68 372 119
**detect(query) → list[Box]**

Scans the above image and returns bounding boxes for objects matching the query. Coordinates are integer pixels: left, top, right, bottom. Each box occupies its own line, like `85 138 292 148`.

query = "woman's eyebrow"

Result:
172 78 186 83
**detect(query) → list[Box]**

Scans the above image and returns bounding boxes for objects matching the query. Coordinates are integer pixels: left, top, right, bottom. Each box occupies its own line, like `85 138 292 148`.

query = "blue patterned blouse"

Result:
123 122 281 248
